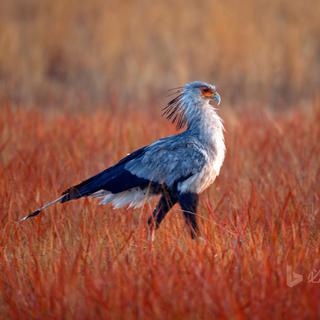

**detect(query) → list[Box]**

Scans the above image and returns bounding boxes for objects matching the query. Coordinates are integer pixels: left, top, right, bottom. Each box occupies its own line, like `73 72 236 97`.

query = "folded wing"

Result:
125 135 206 189
62 134 206 203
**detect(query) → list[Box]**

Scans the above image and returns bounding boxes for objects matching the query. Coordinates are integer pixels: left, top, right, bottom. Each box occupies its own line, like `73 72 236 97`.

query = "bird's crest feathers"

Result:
162 81 219 129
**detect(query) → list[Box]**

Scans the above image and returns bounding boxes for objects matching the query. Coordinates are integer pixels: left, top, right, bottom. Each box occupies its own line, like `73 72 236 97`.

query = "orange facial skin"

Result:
200 86 214 97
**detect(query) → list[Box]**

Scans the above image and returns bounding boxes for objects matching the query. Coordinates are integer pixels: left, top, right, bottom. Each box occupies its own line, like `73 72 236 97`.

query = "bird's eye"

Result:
201 87 213 97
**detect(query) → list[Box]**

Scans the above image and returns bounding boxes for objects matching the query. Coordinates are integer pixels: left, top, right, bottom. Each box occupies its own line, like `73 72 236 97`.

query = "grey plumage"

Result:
125 134 206 188
20 81 225 240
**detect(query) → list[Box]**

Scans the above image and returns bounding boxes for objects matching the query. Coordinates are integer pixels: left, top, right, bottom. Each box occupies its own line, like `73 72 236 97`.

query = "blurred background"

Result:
0 0 319 109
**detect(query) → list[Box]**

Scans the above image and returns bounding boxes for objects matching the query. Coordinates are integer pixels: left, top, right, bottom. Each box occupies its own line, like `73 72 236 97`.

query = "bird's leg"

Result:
147 191 177 241
178 193 199 239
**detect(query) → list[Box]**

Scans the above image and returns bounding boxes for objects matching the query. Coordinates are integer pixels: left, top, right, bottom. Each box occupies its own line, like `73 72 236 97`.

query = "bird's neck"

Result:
186 102 225 146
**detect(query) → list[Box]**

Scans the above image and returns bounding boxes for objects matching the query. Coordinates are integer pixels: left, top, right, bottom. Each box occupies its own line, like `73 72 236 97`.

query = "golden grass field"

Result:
0 102 319 319
0 0 320 106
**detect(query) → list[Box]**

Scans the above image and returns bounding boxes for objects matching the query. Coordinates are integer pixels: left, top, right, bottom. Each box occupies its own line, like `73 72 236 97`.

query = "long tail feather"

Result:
19 146 149 222
19 195 65 222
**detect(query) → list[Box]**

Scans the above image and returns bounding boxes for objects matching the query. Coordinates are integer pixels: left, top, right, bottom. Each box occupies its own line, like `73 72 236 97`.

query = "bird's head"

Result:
183 81 221 106
163 81 221 129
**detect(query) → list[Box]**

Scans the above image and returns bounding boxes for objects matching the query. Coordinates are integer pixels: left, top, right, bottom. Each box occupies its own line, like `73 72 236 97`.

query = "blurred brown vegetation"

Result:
0 0 319 108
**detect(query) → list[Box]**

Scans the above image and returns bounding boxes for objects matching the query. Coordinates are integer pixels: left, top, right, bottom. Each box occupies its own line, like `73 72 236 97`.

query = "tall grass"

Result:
0 102 319 318
0 0 319 107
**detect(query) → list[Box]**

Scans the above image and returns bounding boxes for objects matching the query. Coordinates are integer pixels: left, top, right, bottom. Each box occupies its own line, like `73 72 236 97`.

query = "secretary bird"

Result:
20 81 225 240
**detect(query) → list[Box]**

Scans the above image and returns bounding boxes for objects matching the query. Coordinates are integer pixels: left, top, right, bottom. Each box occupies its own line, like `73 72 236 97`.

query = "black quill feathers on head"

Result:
162 90 188 129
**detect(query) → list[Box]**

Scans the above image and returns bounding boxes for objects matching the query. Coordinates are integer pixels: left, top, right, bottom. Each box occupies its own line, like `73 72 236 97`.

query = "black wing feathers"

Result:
61 146 150 203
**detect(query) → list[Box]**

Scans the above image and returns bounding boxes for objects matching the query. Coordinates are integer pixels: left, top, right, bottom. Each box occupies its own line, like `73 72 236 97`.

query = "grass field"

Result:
1 0 319 318
0 102 319 319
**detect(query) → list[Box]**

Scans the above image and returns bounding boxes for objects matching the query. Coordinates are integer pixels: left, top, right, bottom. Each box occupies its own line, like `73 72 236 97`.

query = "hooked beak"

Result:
212 92 221 106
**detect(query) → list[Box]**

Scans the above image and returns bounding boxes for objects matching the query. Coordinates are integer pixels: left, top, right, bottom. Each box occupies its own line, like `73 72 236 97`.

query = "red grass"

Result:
0 103 319 319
